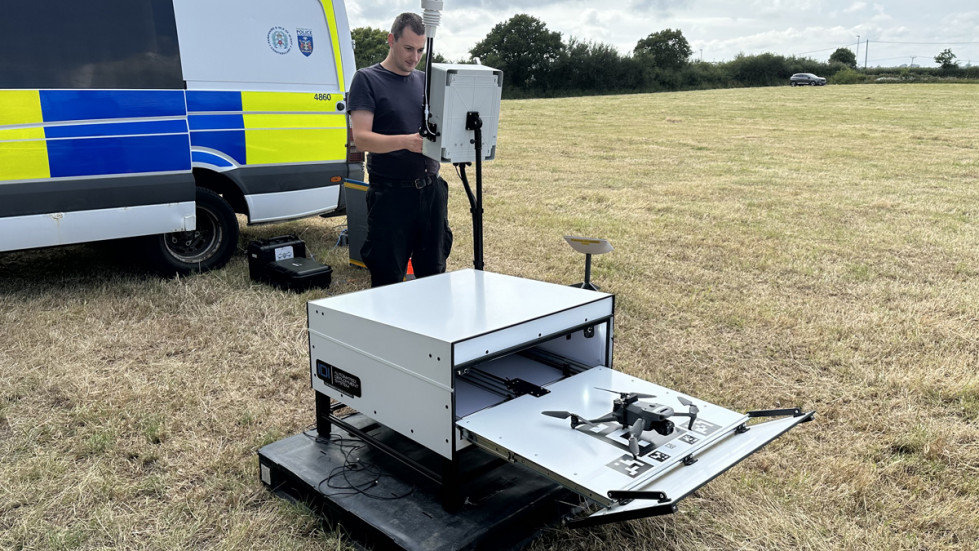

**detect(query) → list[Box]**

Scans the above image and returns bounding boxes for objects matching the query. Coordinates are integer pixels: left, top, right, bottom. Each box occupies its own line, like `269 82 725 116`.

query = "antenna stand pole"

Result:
465 111 484 270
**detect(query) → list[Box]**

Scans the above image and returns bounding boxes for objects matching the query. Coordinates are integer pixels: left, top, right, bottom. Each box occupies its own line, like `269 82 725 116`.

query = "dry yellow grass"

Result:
2 83 978 550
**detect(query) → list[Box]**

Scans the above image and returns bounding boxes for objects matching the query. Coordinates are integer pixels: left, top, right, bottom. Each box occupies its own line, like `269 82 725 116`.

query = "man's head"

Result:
391 12 425 40
384 12 426 76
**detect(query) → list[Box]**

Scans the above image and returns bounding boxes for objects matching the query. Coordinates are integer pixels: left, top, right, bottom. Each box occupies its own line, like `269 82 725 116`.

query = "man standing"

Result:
347 12 451 287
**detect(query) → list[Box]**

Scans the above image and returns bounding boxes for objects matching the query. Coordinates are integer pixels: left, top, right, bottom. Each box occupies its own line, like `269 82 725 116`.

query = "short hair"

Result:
391 12 425 40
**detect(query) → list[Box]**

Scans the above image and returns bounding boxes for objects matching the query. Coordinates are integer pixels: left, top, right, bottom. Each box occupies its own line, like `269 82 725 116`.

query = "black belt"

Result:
369 174 438 189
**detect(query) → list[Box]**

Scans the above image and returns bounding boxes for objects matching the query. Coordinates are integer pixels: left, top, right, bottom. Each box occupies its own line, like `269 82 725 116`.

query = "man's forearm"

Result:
353 131 424 154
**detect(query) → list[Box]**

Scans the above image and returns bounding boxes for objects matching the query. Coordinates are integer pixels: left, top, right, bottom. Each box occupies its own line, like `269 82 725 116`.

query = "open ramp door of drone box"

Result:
306 270 812 529
457 367 813 527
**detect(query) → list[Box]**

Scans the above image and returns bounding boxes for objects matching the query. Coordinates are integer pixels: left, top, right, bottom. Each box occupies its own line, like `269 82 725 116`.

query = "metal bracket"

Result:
505 377 550 397
465 111 482 131
607 489 670 503
747 407 806 418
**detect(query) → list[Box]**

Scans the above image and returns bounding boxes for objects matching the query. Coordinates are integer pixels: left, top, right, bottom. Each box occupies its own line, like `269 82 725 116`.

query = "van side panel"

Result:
40 90 191 179
175 0 358 222
0 203 195 252
186 91 246 167
0 89 195 236
0 1 183 90
322 0 357 91
172 0 340 92
0 0 195 253
0 91 50 181
241 93 347 165
318 0 346 91
0 174 194 219
1 1 361 254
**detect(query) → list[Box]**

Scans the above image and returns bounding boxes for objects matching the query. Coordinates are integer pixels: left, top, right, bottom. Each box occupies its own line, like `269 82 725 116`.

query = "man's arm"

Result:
349 110 424 154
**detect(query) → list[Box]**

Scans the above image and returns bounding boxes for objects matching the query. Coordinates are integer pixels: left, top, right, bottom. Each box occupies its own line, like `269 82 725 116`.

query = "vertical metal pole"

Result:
466 112 484 270
440 456 463 512
315 391 332 438
583 254 593 286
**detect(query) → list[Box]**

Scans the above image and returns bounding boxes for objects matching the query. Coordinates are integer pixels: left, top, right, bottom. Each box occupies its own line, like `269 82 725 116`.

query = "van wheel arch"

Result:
144 187 239 275
192 168 249 217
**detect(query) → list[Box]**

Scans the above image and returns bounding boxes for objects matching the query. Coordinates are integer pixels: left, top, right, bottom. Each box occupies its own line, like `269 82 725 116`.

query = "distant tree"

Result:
550 38 640 93
416 51 448 71
829 48 857 68
633 29 692 71
726 52 792 87
935 48 958 70
351 27 388 68
470 14 564 90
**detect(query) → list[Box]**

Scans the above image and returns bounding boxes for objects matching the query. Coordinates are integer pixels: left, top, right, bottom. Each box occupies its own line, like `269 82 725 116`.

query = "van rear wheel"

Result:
147 188 239 275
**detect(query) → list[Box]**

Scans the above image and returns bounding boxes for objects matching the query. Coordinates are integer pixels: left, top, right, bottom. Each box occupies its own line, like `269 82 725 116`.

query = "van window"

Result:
0 0 182 90
173 0 340 92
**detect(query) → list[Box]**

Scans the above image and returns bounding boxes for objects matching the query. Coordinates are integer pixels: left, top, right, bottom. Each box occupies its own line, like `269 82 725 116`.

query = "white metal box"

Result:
307 269 613 458
422 63 503 163
305 269 812 525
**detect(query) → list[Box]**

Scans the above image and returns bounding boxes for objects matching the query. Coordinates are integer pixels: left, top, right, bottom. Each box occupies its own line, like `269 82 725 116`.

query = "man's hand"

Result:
404 132 424 153
351 110 424 154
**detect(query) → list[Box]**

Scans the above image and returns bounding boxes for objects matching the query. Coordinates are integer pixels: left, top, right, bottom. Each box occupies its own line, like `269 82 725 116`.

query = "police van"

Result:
0 0 361 273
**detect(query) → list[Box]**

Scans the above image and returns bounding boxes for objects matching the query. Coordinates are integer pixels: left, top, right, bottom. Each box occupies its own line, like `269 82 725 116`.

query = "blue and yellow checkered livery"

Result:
0 90 190 182
0 89 349 180
186 90 348 169
0 88 352 219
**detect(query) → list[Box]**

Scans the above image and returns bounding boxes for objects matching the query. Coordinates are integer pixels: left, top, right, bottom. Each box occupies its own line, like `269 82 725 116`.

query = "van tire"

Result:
146 188 239 275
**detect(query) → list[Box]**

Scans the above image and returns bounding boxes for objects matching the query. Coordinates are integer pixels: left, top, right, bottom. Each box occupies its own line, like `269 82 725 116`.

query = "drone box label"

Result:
316 360 362 398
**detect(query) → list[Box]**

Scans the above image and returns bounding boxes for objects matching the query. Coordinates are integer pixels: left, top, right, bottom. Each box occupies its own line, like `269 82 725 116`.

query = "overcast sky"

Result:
345 0 979 68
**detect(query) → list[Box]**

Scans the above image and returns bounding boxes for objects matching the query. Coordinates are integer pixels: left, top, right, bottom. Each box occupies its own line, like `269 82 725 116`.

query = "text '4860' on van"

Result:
0 0 361 274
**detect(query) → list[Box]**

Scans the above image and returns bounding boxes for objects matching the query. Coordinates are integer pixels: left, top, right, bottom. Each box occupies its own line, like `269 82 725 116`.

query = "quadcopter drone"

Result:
542 388 700 459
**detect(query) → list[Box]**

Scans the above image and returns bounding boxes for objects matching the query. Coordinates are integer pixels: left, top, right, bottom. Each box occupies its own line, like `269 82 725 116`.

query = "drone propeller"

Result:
627 418 644 458
541 410 596 429
672 396 700 430
595 387 656 400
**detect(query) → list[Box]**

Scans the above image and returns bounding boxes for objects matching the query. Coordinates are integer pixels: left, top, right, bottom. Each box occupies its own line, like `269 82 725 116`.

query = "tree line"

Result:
353 14 979 98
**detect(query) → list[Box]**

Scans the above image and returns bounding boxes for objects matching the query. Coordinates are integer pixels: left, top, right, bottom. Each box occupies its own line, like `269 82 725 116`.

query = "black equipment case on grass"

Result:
248 235 331 292
268 257 332 292
248 235 307 280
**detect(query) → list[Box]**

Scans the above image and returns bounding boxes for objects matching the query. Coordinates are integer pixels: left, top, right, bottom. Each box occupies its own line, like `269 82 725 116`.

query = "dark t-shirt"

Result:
347 63 439 180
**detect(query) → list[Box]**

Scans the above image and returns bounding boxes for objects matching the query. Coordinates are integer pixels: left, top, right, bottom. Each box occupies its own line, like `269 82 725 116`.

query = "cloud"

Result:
344 0 979 66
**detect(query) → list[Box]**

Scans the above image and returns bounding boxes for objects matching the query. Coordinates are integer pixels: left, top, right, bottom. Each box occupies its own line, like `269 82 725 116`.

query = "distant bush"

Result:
830 68 867 84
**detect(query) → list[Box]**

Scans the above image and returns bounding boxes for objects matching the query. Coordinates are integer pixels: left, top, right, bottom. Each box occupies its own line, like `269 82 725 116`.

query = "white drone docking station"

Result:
257 2 813 549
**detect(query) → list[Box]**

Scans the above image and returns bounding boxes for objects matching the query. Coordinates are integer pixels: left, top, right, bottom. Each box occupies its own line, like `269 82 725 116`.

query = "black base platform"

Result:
258 414 580 550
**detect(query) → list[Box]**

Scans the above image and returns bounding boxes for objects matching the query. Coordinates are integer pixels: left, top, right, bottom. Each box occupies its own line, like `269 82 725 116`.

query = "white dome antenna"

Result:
421 0 442 38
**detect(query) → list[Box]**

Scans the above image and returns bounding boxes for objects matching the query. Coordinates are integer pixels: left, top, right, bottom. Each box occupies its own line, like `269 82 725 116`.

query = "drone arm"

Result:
671 411 698 430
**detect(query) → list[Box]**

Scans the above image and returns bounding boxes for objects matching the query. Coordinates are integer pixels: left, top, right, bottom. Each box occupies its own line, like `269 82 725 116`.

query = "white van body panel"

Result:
173 0 341 92
0 203 196 251
247 186 341 224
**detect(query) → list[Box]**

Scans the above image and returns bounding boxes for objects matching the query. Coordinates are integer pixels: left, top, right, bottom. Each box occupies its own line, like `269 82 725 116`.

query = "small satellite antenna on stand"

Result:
564 236 613 291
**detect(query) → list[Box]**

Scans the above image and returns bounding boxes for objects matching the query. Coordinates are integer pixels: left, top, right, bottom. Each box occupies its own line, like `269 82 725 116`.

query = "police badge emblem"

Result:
268 26 292 55
297 28 314 57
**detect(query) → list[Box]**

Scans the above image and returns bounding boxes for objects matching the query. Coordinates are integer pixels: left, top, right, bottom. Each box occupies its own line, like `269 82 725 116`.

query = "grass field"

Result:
2 83 978 550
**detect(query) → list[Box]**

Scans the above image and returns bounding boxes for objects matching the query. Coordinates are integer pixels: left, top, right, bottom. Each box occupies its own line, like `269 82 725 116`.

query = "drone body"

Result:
542 388 700 458
604 394 678 436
